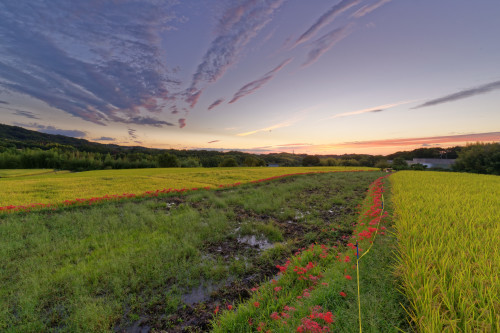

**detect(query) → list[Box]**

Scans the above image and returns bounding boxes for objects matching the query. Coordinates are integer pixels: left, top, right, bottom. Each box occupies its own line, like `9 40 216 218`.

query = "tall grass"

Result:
390 171 500 332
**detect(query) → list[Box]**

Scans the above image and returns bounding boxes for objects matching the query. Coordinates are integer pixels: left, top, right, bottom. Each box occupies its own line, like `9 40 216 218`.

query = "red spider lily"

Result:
340 291 347 297
1 170 371 214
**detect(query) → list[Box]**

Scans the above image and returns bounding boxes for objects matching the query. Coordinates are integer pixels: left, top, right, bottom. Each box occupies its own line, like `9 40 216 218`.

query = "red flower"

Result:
214 305 219 315
340 291 347 297
253 302 260 308
227 304 233 310
345 275 352 280
270 312 280 320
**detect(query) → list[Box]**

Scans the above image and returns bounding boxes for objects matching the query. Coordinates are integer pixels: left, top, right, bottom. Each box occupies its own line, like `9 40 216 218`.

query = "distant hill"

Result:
0 123 303 167
0 123 155 154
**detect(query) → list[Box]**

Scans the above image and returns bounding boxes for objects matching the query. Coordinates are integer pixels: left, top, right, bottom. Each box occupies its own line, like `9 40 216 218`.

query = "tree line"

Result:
0 123 497 174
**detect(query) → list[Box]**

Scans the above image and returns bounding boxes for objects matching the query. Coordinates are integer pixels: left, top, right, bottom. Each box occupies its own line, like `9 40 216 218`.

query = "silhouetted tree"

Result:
158 153 180 167
302 155 320 166
452 143 500 175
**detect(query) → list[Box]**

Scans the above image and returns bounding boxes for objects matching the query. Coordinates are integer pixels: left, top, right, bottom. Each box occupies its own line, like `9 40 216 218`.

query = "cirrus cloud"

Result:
229 58 293 104
413 80 500 109
0 1 181 127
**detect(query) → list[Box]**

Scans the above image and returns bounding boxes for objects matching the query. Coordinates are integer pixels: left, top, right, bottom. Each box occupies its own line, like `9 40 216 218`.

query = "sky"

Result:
0 0 499 155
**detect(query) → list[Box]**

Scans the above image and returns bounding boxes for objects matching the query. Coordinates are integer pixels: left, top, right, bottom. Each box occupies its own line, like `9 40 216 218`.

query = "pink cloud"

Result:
185 89 202 108
352 0 393 18
302 25 353 67
208 98 225 111
293 0 360 48
329 100 415 119
244 132 500 155
188 0 285 94
178 118 186 128
229 58 292 104
323 132 500 150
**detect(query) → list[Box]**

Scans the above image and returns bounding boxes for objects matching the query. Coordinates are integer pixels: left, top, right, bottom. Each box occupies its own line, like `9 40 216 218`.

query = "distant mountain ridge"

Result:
0 123 154 153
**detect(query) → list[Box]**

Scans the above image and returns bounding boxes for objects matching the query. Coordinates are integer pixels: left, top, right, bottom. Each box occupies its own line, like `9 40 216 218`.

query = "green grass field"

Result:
1 171 390 332
0 166 374 207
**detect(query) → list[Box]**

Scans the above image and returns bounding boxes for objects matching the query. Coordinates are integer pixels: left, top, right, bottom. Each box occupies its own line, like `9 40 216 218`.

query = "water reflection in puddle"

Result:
237 235 274 250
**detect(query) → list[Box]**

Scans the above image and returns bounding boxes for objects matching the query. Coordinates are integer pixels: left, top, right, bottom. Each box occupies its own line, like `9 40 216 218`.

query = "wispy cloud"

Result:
278 143 313 147
122 116 174 127
14 122 86 138
237 107 313 136
293 0 361 48
330 100 414 119
185 0 285 107
302 25 353 67
352 0 393 18
229 58 293 104
207 140 220 144
0 1 181 126
413 80 500 109
1 105 41 119
94 136 115 141
208 98 225 111
128 128 138 139
13 110 40 119
178 118 186 128
185 89 203 109
330 132 500 149
0 100 8 104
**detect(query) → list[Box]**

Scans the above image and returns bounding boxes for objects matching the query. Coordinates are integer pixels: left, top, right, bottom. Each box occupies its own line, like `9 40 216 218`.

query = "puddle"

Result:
237 235 274 250
121 318 150 333
116 314 151 333
182 283 217 305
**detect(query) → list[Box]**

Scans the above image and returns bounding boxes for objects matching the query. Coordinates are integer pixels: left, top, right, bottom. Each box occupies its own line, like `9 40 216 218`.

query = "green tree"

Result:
200 156 222 168
452 143 500 175
180 157 201 168
374 159 390 170
244 156 265 167
410 163 427 171
340 159 360 166
302 155 320 166
158 153 180 167
219 158 238 167
391 157 409 170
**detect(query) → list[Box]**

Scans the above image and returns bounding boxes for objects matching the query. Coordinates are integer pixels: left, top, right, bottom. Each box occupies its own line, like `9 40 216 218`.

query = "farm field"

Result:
0 171 407 332
0 166 375 207
0 169 69 178
390 171 500 332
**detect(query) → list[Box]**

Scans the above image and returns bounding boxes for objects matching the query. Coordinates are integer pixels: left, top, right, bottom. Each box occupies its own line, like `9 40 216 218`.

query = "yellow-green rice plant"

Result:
390 171 499 332
0 166 374 207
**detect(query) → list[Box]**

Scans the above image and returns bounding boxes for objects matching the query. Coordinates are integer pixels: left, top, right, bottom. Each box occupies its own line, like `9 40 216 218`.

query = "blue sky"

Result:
0 0 499 154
